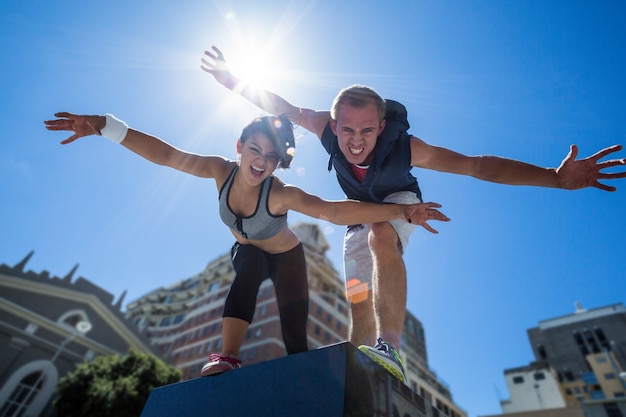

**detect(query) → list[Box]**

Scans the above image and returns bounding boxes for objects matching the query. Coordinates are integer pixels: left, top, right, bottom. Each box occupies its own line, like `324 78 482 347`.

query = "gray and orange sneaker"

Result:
201 353 243 376
358 338 406 383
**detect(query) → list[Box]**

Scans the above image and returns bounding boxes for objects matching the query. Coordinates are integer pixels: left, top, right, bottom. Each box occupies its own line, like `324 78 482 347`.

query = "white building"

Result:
500 362 566 413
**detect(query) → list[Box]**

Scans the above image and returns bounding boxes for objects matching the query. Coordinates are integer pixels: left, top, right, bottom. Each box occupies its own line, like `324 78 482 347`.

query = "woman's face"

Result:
236 133 280 183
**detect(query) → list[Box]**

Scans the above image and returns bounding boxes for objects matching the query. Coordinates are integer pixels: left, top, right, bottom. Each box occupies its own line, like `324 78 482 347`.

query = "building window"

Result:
533 372 546 381
537 344 547 360
0 371 43 417
603 402 624 417
583 329 600 354
595 327 610 350
597 356 608 363
513 376 524 384
605 373 616 380
573 331 590 356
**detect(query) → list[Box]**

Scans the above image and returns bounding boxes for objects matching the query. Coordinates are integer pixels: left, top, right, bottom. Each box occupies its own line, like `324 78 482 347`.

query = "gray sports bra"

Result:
218 166 287 240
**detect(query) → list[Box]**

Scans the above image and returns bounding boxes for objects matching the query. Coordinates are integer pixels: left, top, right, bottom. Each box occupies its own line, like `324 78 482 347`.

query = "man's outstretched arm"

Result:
201 46 330 138
411 137 626 191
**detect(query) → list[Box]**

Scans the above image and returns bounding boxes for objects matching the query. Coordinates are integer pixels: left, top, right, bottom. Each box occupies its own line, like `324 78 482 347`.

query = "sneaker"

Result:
201 353 243 376
358 338 406 382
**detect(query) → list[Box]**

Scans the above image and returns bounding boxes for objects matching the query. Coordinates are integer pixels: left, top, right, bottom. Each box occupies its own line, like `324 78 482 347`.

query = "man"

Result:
201 46 626 382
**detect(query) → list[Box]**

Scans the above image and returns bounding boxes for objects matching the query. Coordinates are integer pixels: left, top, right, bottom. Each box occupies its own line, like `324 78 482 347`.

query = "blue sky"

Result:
2 1 625 416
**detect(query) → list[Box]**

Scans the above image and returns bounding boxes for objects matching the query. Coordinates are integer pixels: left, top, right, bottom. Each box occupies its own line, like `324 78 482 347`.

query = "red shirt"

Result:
350 164 369 182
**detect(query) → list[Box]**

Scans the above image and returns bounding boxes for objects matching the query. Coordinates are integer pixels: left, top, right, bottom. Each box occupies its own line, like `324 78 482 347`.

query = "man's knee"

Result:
368 222 401 253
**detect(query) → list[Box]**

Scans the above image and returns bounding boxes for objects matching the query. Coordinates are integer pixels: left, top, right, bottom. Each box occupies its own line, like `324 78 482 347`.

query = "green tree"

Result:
54 348 181 417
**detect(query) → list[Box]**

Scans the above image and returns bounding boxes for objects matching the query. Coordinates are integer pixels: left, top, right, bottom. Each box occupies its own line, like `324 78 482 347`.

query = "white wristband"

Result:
100 114 129 144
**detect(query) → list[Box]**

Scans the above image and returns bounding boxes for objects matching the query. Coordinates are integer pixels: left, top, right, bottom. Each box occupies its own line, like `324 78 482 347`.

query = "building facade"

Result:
500 362 567 413
126 222 466 417
0 252 159 417
487 302 626 417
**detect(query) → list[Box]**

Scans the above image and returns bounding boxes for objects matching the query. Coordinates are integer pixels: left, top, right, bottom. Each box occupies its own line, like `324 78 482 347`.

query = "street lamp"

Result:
50 320 92 362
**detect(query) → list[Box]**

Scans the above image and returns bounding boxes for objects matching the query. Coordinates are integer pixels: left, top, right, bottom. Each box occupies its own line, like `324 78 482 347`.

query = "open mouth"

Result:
250 165 265 178
349 147 364 155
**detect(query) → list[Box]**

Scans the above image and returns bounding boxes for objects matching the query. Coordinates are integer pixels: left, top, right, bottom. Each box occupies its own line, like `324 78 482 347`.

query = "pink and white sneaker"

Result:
201 353 243 376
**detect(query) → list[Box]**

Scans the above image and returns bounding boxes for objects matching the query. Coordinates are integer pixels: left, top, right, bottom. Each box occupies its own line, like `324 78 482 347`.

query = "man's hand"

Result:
44 112 105 145
405 202 450 234
556 144 626 191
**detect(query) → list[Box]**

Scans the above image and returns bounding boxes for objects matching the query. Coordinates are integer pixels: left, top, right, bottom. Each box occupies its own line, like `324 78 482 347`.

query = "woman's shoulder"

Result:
212 159 238 188
268 175 304 212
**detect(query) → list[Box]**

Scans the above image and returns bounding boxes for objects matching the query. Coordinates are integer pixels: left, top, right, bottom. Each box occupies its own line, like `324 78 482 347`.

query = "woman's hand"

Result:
404 202 450 234
44 112 105 144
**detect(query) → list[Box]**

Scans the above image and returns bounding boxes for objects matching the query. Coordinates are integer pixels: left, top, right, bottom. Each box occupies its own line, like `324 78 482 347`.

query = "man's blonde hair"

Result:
330 85 386 122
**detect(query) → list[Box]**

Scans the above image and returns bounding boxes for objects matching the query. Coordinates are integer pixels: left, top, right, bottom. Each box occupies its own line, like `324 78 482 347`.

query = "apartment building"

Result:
486 302 626 417
126 222 466 417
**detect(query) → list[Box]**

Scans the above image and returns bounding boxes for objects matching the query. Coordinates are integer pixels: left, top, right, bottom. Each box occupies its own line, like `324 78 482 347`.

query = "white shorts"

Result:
343 191 421 300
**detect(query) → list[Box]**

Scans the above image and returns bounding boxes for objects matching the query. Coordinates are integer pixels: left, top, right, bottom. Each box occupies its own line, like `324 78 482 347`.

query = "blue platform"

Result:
140 342 439 417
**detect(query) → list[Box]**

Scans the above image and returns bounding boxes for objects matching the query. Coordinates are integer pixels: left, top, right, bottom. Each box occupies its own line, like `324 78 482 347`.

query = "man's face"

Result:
330 103 386 165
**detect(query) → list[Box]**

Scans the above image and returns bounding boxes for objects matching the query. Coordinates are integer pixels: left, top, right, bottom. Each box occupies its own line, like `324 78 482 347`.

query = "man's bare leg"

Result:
348 290 376 347
369 222 406 350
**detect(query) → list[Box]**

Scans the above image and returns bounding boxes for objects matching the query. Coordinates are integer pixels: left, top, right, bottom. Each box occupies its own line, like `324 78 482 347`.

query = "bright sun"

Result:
226 39 289 89
220 10 299 89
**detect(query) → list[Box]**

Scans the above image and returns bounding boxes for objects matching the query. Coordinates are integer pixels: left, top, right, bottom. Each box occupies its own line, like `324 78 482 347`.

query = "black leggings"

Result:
223 242 309 354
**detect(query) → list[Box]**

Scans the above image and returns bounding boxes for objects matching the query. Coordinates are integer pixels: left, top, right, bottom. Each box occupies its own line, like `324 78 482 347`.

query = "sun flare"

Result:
228 44 286 88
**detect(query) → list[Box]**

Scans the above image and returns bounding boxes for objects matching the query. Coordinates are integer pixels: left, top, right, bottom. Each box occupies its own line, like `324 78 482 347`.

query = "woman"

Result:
44 112 449 376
